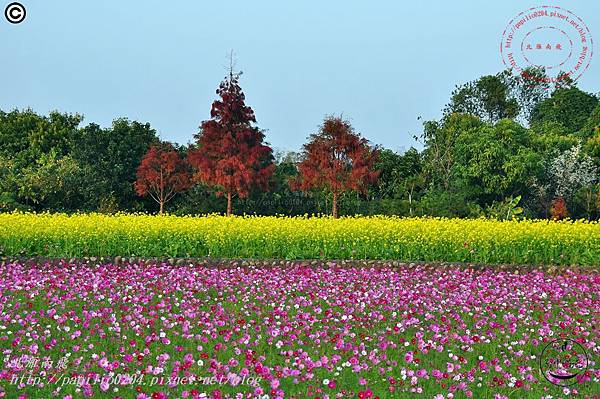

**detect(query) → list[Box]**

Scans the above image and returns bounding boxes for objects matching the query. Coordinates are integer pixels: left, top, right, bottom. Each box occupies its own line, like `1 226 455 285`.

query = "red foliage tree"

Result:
550 197 569 220
292 115 380 218
134 142 191 214
188 72 274 216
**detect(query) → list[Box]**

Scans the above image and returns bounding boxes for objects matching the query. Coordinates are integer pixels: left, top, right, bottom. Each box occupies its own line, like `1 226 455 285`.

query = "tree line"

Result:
1 67 599 219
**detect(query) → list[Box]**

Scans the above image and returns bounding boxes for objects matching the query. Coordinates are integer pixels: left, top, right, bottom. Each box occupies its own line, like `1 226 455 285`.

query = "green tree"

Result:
445 68 553 126
0 158 24 211
512 67 551 124
0 109 82 165
0 109 42 159
17 151 85 210
584 132 600 168
580 103 600 139
374 148 423 215
451 119 542 206
0 109 84 210
419 113 483 191
573 184 600 220
373 149 403 199
531 87 598 132
444 71 519 124
72 119 159 210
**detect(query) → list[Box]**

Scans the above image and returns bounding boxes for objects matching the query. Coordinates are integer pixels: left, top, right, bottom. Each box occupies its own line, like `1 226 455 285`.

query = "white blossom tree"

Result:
548 145 597 200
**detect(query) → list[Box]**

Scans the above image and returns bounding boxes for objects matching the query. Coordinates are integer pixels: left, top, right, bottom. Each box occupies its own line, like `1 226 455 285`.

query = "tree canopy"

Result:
0 67 598 220
188 72 275 216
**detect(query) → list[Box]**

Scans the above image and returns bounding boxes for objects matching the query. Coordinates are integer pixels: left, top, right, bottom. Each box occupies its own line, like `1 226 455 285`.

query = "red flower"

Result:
358 389 373 399
515 380 524 388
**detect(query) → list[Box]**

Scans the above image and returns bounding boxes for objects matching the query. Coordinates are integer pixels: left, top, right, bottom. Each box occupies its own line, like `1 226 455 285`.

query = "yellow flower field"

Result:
0 212 598 265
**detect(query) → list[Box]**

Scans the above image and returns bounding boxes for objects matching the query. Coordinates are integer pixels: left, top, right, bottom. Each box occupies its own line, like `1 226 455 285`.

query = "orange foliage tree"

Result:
293 115 379 218
188 72 274 216
134 142 191 214
550 197 569 220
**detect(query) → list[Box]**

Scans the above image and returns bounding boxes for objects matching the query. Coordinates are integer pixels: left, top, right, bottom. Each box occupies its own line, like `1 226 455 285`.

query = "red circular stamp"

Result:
501 6 593 84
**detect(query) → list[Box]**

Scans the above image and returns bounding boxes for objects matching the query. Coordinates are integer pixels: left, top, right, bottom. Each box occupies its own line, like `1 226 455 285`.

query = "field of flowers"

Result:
0 213 599 265
0 260 598 399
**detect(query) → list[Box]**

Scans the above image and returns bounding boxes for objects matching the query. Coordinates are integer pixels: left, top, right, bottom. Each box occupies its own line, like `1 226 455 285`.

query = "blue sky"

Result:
1 0 599 153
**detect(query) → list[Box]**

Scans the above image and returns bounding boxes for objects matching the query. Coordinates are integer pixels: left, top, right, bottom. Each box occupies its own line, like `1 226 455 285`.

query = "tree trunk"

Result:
159 169 164 215
227 192 232 217
332 192 338 219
